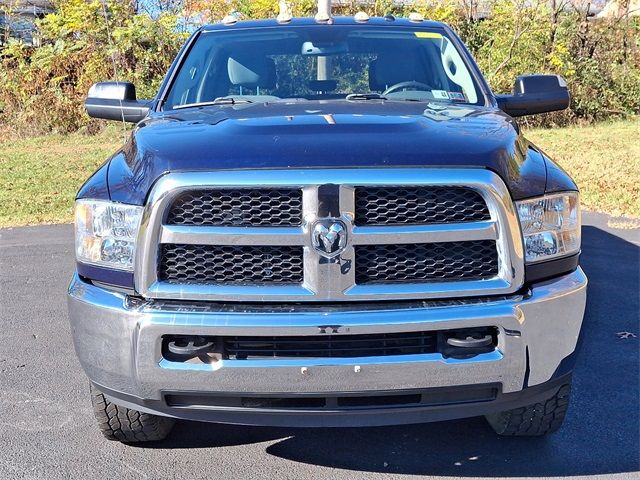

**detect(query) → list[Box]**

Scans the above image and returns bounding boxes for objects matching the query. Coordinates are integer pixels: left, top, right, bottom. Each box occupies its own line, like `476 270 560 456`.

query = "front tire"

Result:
485 382 572 436
90 384 175 443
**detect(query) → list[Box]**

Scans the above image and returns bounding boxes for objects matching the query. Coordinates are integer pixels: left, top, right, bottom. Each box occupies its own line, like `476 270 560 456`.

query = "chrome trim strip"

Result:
346 278 512 298
351 221 498 245
146 282 315 299
135 168 525 302
159 351 504 371
160 225 306 246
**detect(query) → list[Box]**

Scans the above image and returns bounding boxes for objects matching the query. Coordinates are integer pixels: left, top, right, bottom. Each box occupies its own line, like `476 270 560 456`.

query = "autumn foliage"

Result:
0 0 638 135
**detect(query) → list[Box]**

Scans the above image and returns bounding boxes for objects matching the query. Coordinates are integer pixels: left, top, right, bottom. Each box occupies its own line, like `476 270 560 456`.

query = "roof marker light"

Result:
354 11 369 22
277 1 292 23
222 13 239 25
408 12 424 22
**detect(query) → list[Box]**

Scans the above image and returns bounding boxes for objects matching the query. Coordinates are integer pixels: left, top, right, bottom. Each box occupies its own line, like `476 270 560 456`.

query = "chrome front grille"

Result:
159 245 304 285
354 241 498 285
166 189 302 227
136 169 524 302
355 186 490 226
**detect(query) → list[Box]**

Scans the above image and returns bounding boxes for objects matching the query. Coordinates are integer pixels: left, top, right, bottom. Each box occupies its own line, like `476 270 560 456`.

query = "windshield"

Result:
163 25 485 109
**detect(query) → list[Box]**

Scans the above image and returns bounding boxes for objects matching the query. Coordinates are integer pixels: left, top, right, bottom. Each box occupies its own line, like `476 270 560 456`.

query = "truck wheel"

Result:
90 384 175 443
485 382 571 436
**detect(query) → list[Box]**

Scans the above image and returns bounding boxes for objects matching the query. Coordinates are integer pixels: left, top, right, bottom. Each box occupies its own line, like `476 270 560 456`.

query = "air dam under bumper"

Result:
67 268 587 427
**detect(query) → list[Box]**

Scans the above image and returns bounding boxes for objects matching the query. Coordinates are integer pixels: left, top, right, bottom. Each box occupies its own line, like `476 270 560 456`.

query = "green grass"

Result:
0 120 638 228
0 128 122 227
526 119 640 218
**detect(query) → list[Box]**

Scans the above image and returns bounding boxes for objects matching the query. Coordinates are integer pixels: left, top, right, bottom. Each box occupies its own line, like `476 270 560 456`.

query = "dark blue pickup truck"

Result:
67 10 586 443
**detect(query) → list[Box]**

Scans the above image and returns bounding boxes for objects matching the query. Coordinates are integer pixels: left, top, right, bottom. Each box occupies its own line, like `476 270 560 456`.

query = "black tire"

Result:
90 384 175 443
485 382 571 436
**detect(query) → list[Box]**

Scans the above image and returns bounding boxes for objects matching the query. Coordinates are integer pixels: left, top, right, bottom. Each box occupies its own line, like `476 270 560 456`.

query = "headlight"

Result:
516 192 580 263
75 200 143 271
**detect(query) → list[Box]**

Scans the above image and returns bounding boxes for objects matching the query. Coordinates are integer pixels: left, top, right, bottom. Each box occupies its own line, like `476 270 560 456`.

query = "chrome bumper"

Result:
67 268 587 425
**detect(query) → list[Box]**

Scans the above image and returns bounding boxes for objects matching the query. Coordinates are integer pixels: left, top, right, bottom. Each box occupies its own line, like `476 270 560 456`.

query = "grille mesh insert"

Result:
159 244 304 285
166 189 302 227
355 241 498 284
223 332 439 359
355 186 490 226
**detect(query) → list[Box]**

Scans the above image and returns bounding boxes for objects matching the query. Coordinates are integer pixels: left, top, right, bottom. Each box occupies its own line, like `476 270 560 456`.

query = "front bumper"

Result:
68 268 587 427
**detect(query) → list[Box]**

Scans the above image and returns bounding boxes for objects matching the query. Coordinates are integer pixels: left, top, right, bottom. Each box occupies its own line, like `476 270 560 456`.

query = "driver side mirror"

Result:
85 82 151 123
496 75 570 117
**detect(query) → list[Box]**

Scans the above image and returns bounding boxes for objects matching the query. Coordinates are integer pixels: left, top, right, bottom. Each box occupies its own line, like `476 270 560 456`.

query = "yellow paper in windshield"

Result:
414 32 443 39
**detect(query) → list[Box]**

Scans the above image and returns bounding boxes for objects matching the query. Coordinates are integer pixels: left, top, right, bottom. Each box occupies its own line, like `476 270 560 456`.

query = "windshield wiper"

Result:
346 93 388 101
173 97 254 110
211 97 254 105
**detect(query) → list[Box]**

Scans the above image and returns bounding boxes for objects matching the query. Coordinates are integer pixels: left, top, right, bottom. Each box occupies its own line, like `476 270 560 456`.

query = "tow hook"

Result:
446 334 493 349
165 336 221 363
440 329 496 359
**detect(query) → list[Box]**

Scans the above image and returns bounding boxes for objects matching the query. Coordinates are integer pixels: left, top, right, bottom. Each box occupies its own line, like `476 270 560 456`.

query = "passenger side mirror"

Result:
496 75 570 117
85 82 150 123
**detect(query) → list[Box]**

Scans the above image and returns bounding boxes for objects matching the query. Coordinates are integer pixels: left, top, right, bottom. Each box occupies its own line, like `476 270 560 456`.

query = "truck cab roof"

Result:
200 16 449 32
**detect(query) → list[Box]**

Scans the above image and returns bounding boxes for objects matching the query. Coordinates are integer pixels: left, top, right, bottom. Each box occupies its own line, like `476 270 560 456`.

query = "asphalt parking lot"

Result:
0 211 638 480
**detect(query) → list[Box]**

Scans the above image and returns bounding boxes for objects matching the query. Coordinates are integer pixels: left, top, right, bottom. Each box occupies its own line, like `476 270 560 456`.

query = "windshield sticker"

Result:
448 91 467 102
431 90 449 100
415 32 443 39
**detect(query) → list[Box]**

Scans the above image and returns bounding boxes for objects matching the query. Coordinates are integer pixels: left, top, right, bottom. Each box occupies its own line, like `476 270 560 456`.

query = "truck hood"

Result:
106 101 547 204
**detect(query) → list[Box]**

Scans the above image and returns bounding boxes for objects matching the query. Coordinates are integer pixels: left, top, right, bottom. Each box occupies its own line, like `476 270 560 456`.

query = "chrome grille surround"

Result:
135 168 525 302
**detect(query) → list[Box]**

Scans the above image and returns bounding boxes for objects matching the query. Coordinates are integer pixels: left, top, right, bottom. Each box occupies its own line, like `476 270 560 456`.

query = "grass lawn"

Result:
0 119 638 228
0 128 122 227
527 119 639 219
